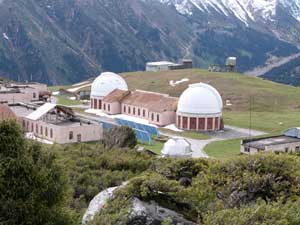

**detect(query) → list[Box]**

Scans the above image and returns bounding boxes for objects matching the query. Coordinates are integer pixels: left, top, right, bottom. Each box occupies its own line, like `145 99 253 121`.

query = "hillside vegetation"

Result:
3 121 300 225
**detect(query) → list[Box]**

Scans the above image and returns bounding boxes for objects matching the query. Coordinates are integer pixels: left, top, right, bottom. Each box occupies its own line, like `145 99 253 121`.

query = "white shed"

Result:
146 61 176 72
161 138 193 158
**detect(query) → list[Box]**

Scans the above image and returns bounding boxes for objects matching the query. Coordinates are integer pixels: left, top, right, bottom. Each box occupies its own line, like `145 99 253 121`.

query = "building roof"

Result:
103 89 131 103
26 103 56 121
162 138 192 157
242 135 300 149
90 72 128 98
146 61 176 66
121 90 178 113
0 104 17 121
177 83 223 115
284 127 300 138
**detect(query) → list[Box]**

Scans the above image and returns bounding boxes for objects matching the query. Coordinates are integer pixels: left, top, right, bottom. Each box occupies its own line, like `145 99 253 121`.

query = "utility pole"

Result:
249 96 253 141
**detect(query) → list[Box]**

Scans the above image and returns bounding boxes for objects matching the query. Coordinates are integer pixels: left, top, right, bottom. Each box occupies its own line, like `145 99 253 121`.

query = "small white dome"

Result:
177 83 223 115
162 138 192 158
91 72 128 98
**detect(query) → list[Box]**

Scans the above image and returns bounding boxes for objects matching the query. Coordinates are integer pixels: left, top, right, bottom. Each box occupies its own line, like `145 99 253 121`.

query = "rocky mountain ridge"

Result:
0 0 299 85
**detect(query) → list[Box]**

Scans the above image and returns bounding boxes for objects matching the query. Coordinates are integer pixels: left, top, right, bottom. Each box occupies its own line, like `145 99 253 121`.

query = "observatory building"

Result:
90 72 128 110
89 72 224 131
161 138 193 158
176 83 223 131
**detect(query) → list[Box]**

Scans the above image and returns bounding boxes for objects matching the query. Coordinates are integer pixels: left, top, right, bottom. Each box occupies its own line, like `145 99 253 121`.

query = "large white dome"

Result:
91 72 128 98
177 83 223 115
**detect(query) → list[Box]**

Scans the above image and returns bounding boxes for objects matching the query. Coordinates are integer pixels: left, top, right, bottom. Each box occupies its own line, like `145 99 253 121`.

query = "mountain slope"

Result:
159 0 300 43
0 0 298 85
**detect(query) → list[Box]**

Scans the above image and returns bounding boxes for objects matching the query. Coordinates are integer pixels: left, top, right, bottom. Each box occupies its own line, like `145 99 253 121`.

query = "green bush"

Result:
0 120 75 225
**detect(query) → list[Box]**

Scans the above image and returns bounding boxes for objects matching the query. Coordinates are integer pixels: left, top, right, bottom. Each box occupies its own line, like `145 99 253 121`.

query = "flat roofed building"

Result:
241 128 300 154
0 82 49 104
14 103 102 144
146 61 177 72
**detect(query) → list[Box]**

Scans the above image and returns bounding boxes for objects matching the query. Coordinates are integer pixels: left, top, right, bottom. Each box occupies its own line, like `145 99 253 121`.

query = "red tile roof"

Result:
122 90 178 113
103 89 131 103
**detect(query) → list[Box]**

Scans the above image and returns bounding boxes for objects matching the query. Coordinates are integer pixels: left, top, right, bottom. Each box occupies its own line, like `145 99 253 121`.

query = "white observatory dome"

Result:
91 72 128 98
161 138 192 158
177 83 223 115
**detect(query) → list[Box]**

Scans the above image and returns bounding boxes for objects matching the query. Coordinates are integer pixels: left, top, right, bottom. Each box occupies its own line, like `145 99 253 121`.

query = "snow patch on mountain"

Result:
159 0 300 24
280 0 300 21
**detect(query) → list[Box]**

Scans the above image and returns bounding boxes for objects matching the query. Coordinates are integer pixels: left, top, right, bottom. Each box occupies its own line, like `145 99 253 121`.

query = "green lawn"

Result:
139 140 164 155
56 96 81 106
48 85 70 92
204 139 242 160
159 128 210 140
224 111 300 133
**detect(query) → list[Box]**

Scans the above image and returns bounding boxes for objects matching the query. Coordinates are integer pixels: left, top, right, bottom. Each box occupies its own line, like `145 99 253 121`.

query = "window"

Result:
26 121 29 130
40 126 43 135
138 108 140 116
128 107 131 114
45 127 48 137
123 106 126 113
151 113 154 121
108 104 110 112
31 123 34 132
94 99 97 109
133 107 136 115
198 118 205 130
245 147 250 153
33 92 36 98
77 134 82 143
143 109 146 117
50 129 53 138
103 104 106 110
207 118 213 130
36 124 38 133
190 117 197 130
183 117 188 129
296 146 300 152
69 131 74 140
285 147 289 153
157 114 160 122
177 116 181 128
22 120 26 128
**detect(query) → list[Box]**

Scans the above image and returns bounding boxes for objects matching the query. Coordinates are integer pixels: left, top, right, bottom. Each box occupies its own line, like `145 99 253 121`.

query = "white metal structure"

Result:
90 72 128 98
226 57 237 66
161 138 193 158
26 103 56 121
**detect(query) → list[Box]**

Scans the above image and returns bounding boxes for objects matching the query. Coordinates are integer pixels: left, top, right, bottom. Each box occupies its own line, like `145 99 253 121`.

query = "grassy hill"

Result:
121 69 300 133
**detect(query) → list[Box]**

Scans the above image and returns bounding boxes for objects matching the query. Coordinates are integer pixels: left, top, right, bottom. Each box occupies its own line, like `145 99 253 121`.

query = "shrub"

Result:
103 126 137 149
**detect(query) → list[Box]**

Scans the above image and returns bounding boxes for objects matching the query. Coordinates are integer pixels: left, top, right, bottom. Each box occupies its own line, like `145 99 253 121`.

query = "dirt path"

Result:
245 53 300 77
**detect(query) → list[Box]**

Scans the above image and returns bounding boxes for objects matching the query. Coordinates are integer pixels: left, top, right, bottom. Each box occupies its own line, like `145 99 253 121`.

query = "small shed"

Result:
161 138 193 158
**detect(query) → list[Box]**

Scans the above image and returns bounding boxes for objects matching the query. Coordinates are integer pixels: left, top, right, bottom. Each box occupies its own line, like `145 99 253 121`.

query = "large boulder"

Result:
128 198 196 225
